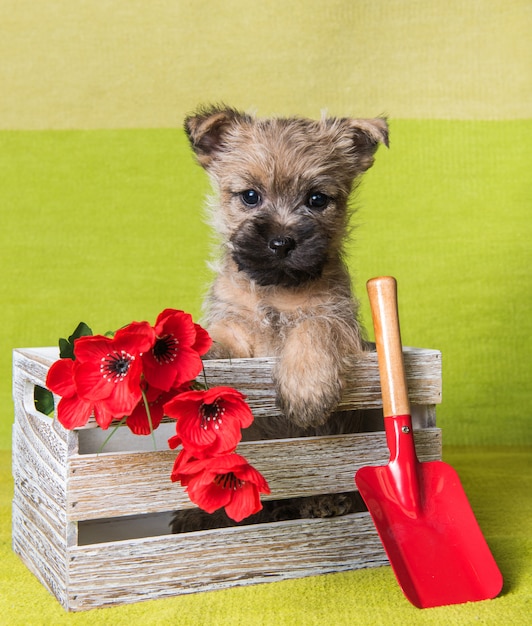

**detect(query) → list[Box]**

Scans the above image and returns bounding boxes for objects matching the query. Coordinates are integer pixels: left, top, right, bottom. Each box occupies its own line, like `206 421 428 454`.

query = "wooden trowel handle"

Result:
367 277 411 418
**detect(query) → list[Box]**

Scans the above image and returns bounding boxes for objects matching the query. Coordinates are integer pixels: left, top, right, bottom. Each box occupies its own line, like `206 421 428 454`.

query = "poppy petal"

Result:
156 310 197 347
93 403 116 430
56 395 93 429
193 324 213 355
73 334 114 363
46 358 77 397
168 434 182 450
186 476 232 513
224 481 262 522
114 321 156 354
170 448 197 482
74 361 114 400
126 398 164 435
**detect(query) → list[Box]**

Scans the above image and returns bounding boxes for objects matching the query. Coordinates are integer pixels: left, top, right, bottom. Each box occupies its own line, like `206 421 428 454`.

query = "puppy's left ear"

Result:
348 118 389 172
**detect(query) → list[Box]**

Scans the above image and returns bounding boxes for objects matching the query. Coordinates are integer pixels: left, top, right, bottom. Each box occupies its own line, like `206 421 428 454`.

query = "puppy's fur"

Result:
172 106 388 532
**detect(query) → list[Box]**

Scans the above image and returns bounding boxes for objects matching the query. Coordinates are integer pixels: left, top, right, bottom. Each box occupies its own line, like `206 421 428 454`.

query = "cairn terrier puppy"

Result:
185 105 388 437
172 105 387 532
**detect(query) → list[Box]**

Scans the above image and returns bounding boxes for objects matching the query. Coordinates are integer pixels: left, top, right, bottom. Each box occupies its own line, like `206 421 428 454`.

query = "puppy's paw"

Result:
171 508 232 533
299 493 360 518
272 353 344 429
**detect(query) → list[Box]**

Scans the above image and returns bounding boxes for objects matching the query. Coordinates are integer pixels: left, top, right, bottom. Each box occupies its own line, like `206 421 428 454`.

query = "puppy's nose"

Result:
269 236 296 258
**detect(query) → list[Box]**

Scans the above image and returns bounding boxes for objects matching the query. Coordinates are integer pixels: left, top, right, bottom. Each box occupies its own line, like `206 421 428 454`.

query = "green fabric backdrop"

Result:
1 121 530 447
1 1 530 623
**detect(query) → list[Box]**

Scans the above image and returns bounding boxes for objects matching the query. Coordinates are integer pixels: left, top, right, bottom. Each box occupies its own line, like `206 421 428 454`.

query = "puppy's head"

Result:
185 105 388 288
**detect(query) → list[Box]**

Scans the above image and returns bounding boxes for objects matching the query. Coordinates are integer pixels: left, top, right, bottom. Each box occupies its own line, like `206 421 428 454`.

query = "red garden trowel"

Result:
355 276 503 608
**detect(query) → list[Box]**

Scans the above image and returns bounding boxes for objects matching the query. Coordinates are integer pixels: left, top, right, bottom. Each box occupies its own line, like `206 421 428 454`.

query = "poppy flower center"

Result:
100 350 135 382
214 472 244 491
153 334 179 364
200 400 225 430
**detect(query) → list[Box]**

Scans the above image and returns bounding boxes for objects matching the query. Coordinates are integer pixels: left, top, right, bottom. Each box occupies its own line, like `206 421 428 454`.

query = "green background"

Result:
1 1 530 623
2 123 530 447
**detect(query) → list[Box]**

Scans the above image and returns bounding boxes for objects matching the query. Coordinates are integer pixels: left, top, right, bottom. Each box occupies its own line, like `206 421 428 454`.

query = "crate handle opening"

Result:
21 378 55 420
33 384 55 417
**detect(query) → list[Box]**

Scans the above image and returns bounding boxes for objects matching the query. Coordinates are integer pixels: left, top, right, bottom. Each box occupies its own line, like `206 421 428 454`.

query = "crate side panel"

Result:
12 355 71 528
67 429 441 521
12 501 70 610
67 512 387 611
13 425 68 531
12 351 74 608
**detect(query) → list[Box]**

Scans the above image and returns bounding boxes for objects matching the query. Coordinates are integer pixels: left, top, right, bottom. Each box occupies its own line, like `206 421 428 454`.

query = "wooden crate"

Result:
12 346 442 611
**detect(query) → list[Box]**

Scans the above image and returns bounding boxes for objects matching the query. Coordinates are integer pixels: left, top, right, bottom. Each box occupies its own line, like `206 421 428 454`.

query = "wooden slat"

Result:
66 429 441 521
67 512 388 611
196 349 441 415
13 347 442 426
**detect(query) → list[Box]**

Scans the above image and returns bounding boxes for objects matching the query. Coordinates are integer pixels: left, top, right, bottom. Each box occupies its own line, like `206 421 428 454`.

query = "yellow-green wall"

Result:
1 0 530 129
1 1 531 447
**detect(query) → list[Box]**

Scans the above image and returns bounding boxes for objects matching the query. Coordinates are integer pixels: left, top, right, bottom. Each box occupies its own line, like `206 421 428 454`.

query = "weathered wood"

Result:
199 351 441 415
12 349 73 450
68 512 388 611
67 430 441 521
12 425 68 530
12 500 69 608
12 346 443 611
14 347 442 424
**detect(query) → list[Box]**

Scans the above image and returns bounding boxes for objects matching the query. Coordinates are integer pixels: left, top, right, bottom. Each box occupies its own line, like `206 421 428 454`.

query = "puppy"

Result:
172 106 388 532
185 105 388 437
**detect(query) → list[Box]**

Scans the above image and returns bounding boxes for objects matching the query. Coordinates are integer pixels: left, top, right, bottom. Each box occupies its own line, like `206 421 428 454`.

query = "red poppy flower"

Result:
171 453 270 522
141 309 212 392
46 358 94 429
164 386 253 458
71 321 156 428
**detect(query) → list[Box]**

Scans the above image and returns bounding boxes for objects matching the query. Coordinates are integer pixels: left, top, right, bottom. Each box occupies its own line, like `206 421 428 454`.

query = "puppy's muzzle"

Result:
269 236 296 258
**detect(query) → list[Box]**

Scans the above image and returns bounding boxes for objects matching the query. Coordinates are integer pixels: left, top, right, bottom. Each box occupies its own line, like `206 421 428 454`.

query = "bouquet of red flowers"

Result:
45 309 270 523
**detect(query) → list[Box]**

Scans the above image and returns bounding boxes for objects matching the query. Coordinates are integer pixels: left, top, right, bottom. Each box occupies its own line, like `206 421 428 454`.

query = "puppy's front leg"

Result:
272 317 361 428
204 319 255 359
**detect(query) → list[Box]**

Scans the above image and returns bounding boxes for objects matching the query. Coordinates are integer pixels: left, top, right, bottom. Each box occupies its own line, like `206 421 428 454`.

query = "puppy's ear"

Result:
347 117 389 172
184 105 249 168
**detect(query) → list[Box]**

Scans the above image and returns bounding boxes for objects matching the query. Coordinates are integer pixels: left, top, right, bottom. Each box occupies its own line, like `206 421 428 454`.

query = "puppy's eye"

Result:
306 192 330 210
240 189 261 207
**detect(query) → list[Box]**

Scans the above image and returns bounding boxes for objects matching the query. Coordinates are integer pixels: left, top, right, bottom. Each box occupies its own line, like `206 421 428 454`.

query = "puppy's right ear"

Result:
184 106 248 168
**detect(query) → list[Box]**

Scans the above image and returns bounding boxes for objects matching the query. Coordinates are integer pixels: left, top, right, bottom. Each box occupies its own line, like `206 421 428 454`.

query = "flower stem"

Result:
201 364 209 389
141 387 157 450
98 416 127 454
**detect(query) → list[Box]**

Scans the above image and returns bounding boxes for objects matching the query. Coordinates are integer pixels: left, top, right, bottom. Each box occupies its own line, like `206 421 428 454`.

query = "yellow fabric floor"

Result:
2 447 530 624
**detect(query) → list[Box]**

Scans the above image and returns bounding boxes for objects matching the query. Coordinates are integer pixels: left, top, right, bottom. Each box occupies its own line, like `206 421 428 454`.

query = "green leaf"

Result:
59 322 93 359
34 385 54 416
58 337 74 360
69 321 93 342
